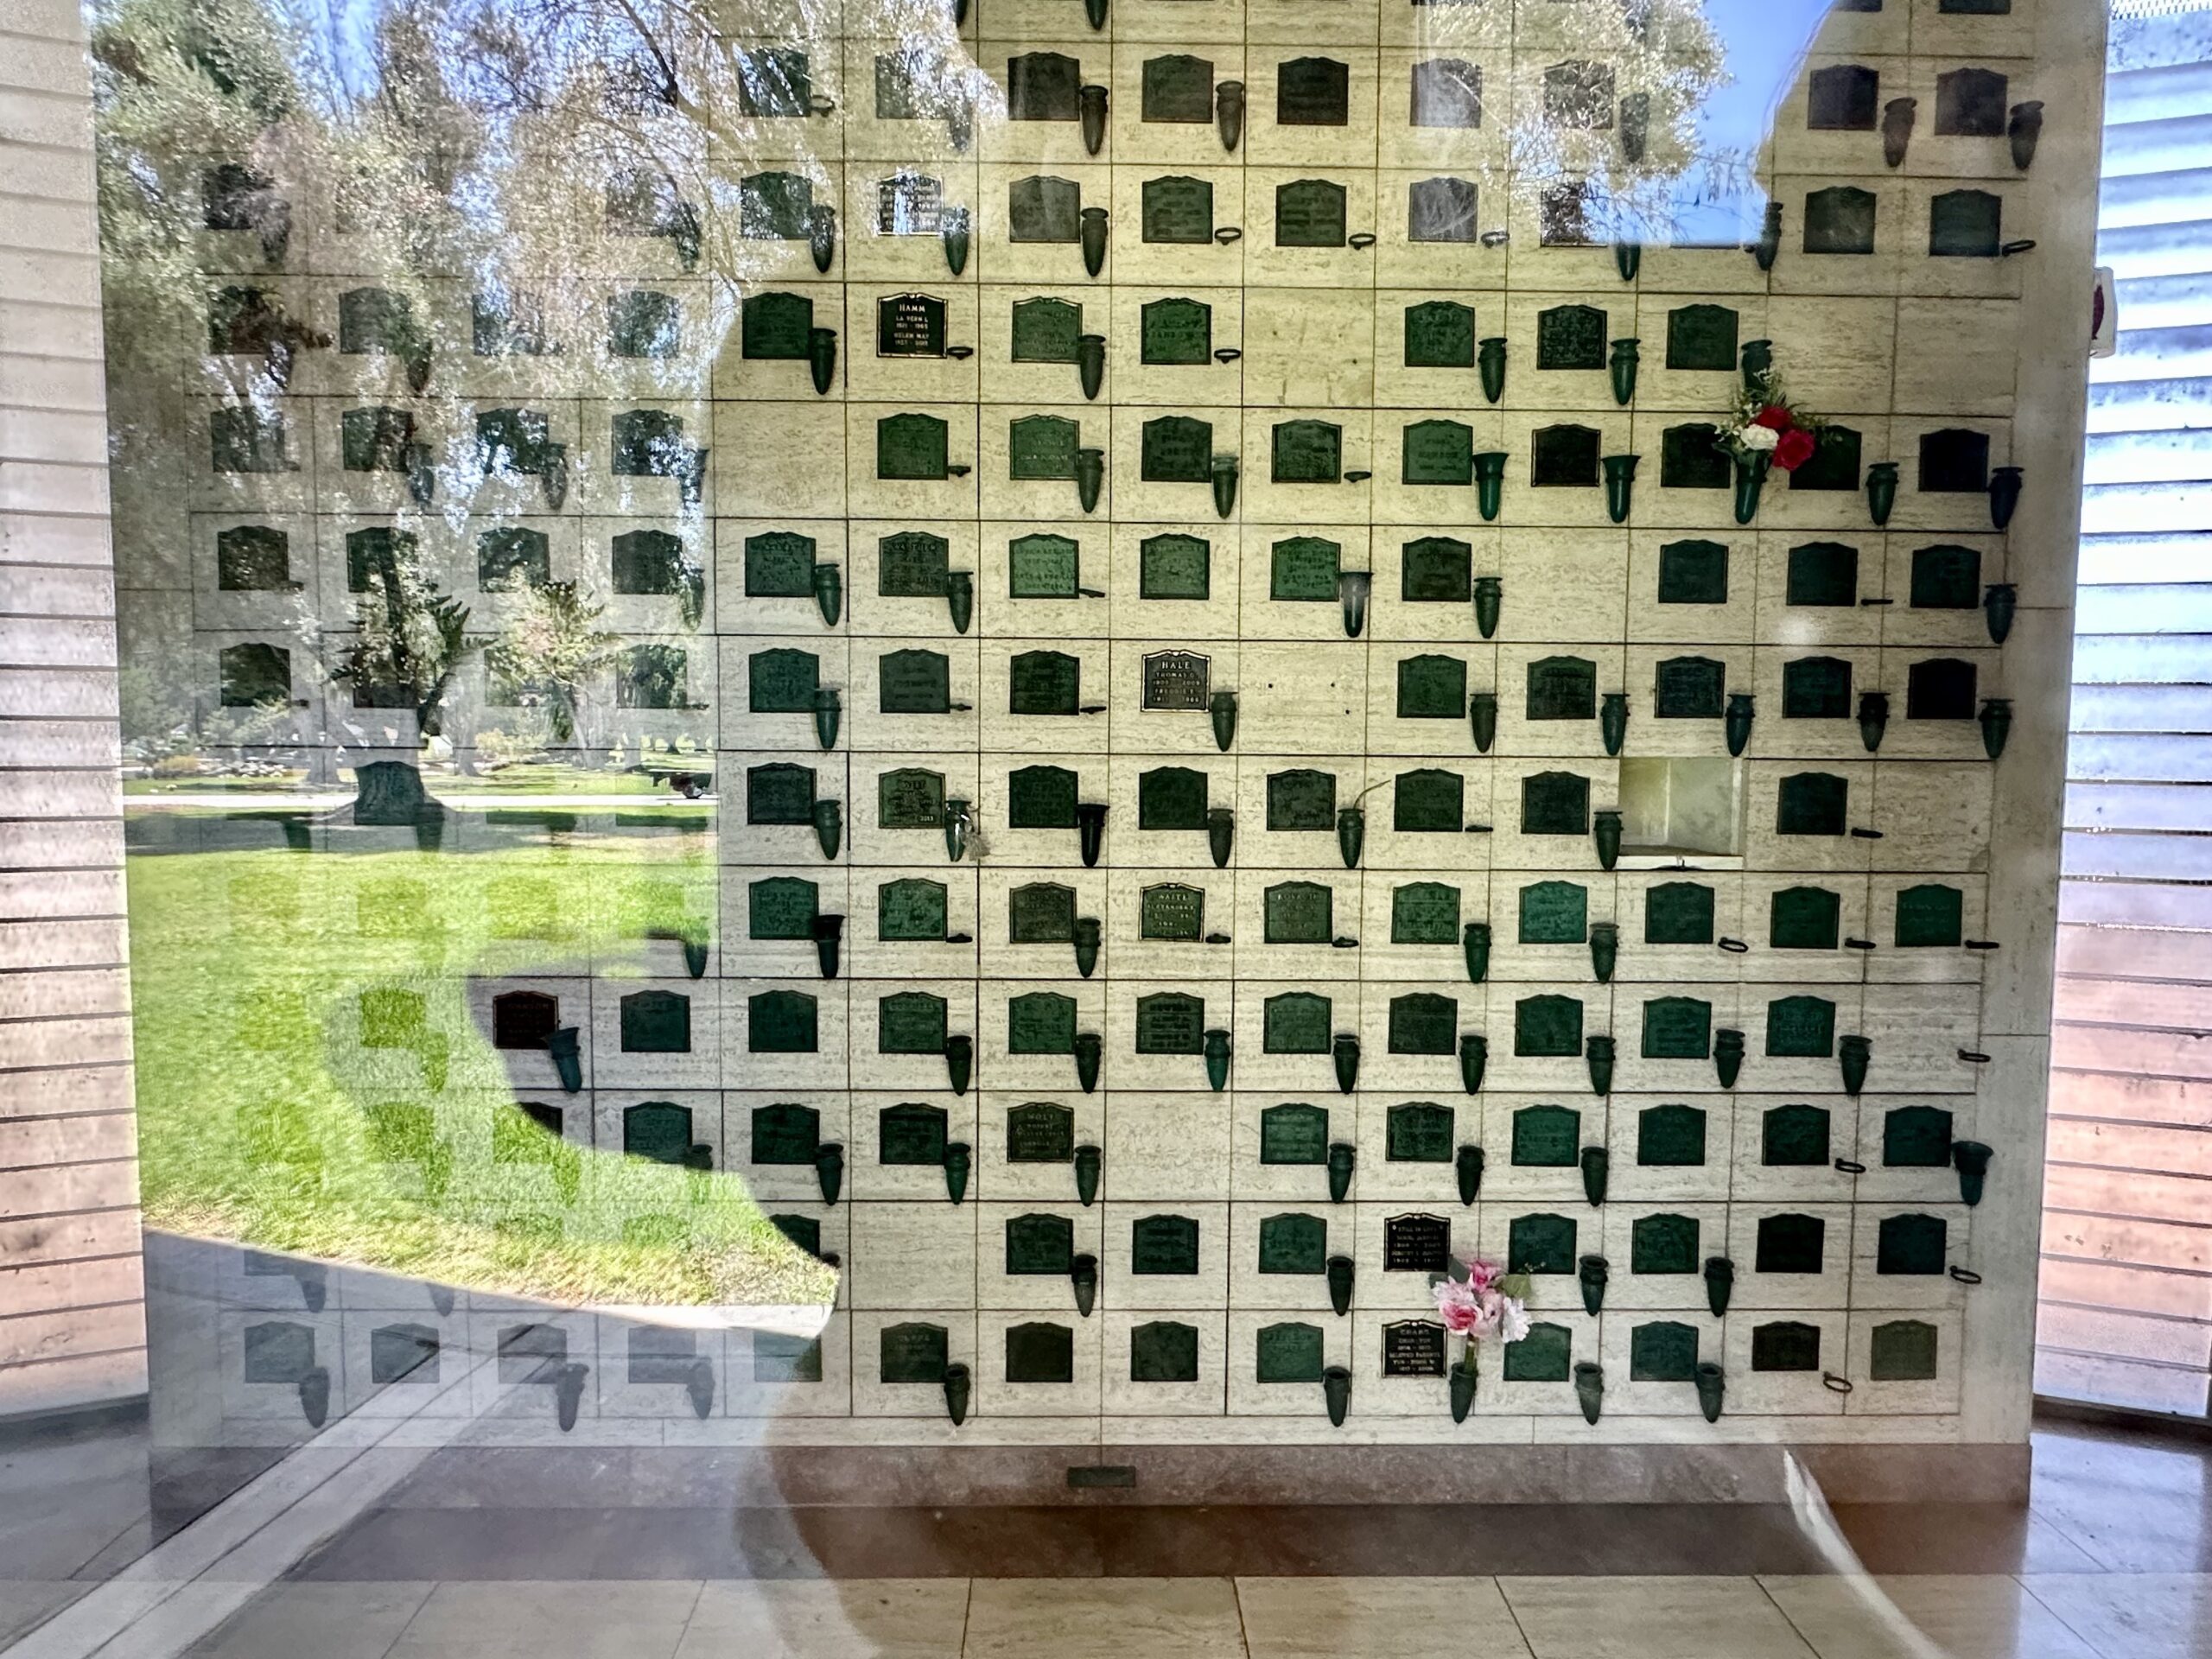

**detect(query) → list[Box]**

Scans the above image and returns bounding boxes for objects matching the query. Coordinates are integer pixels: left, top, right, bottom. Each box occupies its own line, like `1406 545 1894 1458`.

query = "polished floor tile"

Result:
185 1583 436 1659
2024 1428 2212 1573
1761 1574 2101 1659
2023 1573 2212 1659
0 1581 94 1647
384 1581 702 1659
672 1580 969 1658
1236 1575 1534 1658
1829 1504 2107 1576
962 1578 1248 1659
1498 1575 1818 1658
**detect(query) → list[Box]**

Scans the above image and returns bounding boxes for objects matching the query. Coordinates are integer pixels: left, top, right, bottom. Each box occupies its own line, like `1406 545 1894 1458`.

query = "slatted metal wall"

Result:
2036 3 2212 1418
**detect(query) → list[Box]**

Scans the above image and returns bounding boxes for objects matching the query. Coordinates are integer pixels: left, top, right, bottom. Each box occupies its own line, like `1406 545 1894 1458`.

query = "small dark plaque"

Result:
1389 992 1457 1056
1641 997 1713 1061
1143 54 1214 123
1398 653 1468 720
1007 53 1082 122
1382 1319 1448 1377
746 531 817 598
1008 175 1082 243
1515 994 1583 1058
1514 1104 1582 1166
748 876 819 940
1408 176 1478 243
1141 297 1213 365
1011 991 1077 1055
244 1321 315 1384
1787 543 1859 607
1792 425 1862 492
1661 424 1732 491
1777 772 1849 836
1275 178 1348 247
1804 185 1878 255
1771 887 1841 950
1531 424 1601 486
1632 1217 1701 1275
881 1321 949 1384
880 768 946 830
1141 534 1211 601
1402 420 1473 486
1260 1103 1330 1166
1011 297 1084 364
1758 1212 1827 1274
1656 657 1726 719
880 648 952 715
879 989 949 1055
1010 882 1077 944
738 46 811 117
1268 769 1338 830
1638 1104 1707 1166
874 50 924 119
1522 772 1591 836
1871 1319 1940 1381
1765 995 1837 1058
1631 1320 1700 1382
1666 305 1740 372
1010 535 1080 600
1536 304 1607 372
1885 1104 1955 1167
1783 657 1853 720
751 989 819 1053
1411 58 1483 127
492 1325 563 1385
1519 880 1587 945
878 292 947 358
1135 991 1205 1054
878 173 942 237
1142 651 1211 712
1141 881 1206 941
1405 300 1477 369
1897 883 1965 948
1007 1322 1075 1383
1658 540 1729 607
1008 765 1079 830
877 412 949 481
771 1214 822 1257
742 291 812 360
1911 544 1981 609
622 991 690 1053
1010 415 1079 481
751 1103 820 1165
1278 56 1350 125
1007 1212 1076 1274
1908 657 1978 721
1543 59 1615 129
372 1325 438 1385
1264 881 1332 944
1394 768 1464 833
1402 537 1471 603
1388 1103 1456 1163
880 530 950 597
1256 1321 1325 1382
1646 881 1716 944
880 1102 950 1164
741 172 814 239
1133 1215 1201 1274
1131 1321 1200 1382
1505 1321 1573 1381
1509 1214 1578 1275
1384 1213 1452 1274
1921 429 1992 494
749 647 820 714
1139 766 1209 830
1265 992 1333 1055
1752 1321 1821 1371
1142 415 1216 484
1936 67 2009 136
1391 881 1460 944
1527 656 1598 721
1009 1102 1077 1163
1258 1215 1326 1275
1808 63 1880 130
1143 175 1215 245
1274 419 1344 486
1539 182 1591 246
1763 1104 1832 1166
879 876 950 942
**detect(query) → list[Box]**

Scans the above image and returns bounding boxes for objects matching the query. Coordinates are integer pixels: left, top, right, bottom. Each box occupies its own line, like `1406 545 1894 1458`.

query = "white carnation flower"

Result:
1738 423 1780 453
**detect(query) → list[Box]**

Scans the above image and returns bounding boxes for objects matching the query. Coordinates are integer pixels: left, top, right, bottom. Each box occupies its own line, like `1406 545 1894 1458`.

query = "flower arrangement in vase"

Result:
1717 366 1826 524
1432 1255 1531 1423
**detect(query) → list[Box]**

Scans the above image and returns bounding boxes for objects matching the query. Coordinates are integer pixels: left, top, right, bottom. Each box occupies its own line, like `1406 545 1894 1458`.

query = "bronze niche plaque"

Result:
1633 1212 1702 1274
1273 420 1343 485
1141 534 1211 601
1143 415 1216 483
1408 176 1478 243
1804 185 1878 255
1010 533 1080 599
1141 881 1206 941
880 647 951 715
1655 657 1726 719
1007 1212 1076 1274
880 530 950 597
1008 1102 1077 1162
1764 1103 1832 1166
1405 300 1477 369
1783 657 1853 719
1646 881 1714 945
1010 414 1079 481
1384 1214 1452 1274
1527 656 1598 721
1398 653 1467 720
742 291 812 360
1885 1104 1955 1167
1264 881 1332 944
1391 881 1459 944
1909 657 1979 720
746 531 817 597
1896 883 1964 948
752 1103 820 1165
880 767 946 830
878 876 950 942
1920 429 1991 493
1008 765 1079 829
747 762 817 825
1010 881 1077 944
1393 768 1464 833
750 988 819 1053
1752 1322 1821 1372
1131 1321 1200 1382
874 50 926 120
1531 424 1601 486
1402 536 1471 602
1515 994 1584 1058
1630 1321 1700 1382
1641 996 1713 1060
1275 178 1348 248
1543 59 1615 128
1930 189 2003 258
877 412 950 481
1008 175 1082 242
1402 419 1473 486
1139 766 1209 830
1389 992 1457 1056
1141 297 1212 365
1791 425 1863 492
1518 880 1587 945
740 171 813 239
879 989 949 1054
1388 1102 1456 1162
1662 424 1732 492
1135 990 1205 1054
1757 1213 1827 1274
1010 649 1081 716
1536 303 1607 372
1510 1214 1578 1275
1264 991 1333 1054
1143 649 1212 711
1256 1320 1325 1381
877 173 943 236
1637 1104 1707 1167
1143 175 1216 245
1777 772 1849 836
1871 1320 1939 1381
1132 1214 1200 1274
1278 56 1350 125
1258 1217 1326 1275
1808 63 1879 130
1911 544 1981 609
749 646 819 714
1007 52 1082 121
1787 542 1859 607
1006 1322 1074 1384
1260 1104 1330 1166
1522 771 1590 836
1143 54 1214 123
880 1102 950 1164
1010 990 1077 1055
1011 296 1084 364
1665 304 1739 372
738 47 811 117
1936 66 2009 136
1382 1319 1448 1376
1271 537 1341 602
1411 58 1483 127
880 1322 949 1384
1770 886 1841 950
1765 994 1837 1058
1513 1104 1580 1166
1268 768 1337 830
1504 1321 1572 1380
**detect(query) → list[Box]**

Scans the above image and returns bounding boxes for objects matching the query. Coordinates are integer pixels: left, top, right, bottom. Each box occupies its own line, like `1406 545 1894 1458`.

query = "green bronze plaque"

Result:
1265 881 1332 944
1007 1212 1075 1274
1911 544 1981 610
1271 538 1341 601
1273 420 1343 485
746 531 817 598
1141 534 1211 601
1143 175 1214 244
1010 534 1080 599
1135 991 1205 1054
1258 1213 1326 1273
1007 51 1080 120
1402 537 1471 603
880 648 952 715
1268 769 1338 830
737 46 811 116
1516 995 1584 1059
1791 425 1862 492
1410 57 1483 127
1777 773 1849 836
1274 178 1347 247
1389 992 1457 1056
1143 54 1213 122
1278 55 1349 124
1930 189 2002 258
1656 657 1726 719
1389 1102 1456 1162
1402 419 1473 486
1008 765 1078 830
1382 1319 1446 1376
1141 882 1206 941
751 1103 820 1165
1662 424 1732 491
1908 658 1979 721
880 1102 950 1164
622 1103 692 1164
1513 1103 1581 1166
877 412 950 481
1804 184 1878 254
1009 414 1079 481
1133 1215 1200 1274
1385 1214 1452 1274
1010 296 1082 365
750 989 818 1053
1260 1104 1331 1166
1008 175 1081 242
1009 882 1077 944
1543 59 1615 127
1770 887 1841 950
1809 63 1879 130
1009 1102 1076 1162
1632 1216 1700 1275
1522 772 1590 836
1408 176 1478 242
1405 300 1476 369
879 990 948 1054
1398 653 1468 720
1010 991 1077 1055
1256 1320 1324 1382
242 1321 315 1385
1009 649 1080 716
1141 297 1212 365
1642 997 1713 1060
1142 415 1215 483
1132 1321 1199 1382
1758 1212 1826 1274
1139 766 1209 830
1393 768 1463 833
878 292 946 358
1530 424 1600 486
1658 540 1729 606
1763 1104 1831 1166
880 530 950 597
748 876 819 940
1765 995 1836 1058
749 647 819 714
881 1321 948 1384
772 1214 823 1257
621 990 690 1053
1665 304 1739 372
880 768 945 830
1787 543 1859 607
877 172 943 237
1519 880 1587 945
1871 1319 1940 1381
1509 1214 1578 1276
1265 991 1333 1055
1391 881 1459 945
1504 1320 1572 1380
741 290 811 360
1752 1322 1821 1372
1528 656 1598 721
1922 429 1992 494
1006 1321 1074 1383
1630 1320 1700 1381
879 876 950 942
1536 303 1606 371
1879 1214 1946 1275
1638 1104 1707 1166
1897 884 1965 948
1884 1105 1955 1167
372 1324 438 1385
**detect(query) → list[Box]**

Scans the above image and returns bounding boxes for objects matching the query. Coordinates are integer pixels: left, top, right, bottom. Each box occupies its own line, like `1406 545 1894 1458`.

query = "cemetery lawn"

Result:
124 831 834 1311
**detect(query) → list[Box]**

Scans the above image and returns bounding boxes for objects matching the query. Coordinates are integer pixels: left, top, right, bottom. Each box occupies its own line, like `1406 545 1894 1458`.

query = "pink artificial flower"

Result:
1432 1276 1484 1335
1462 1255 1504 1294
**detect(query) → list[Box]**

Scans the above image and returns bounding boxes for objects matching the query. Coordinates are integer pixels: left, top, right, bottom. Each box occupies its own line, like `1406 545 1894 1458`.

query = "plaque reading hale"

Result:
1275 178 1348 248
1135 990 1205 1054
1885 1104 1955 1167
1139 766 1209 830
1411 58 1483 127
1008 765 1079 829
1666 304 1739 372
1398 655 1468 721
1509 1215 1578 1275
1141 534 1211 601
1634 1212 1703 1275
1141 297 1212 365
880 990 949 1054
1265 880 1332 944
1258 1216 1326 1275
747 762 817 825
1765 994 1837 1058
1008 1102 1076 1163
1911 544 1981 610
1528 656 1598 721
1389 992 1457 1055
1388 1102 1456 1162
752 1103 820 1165
1771 886 1841 950
1655 657 1726 719
878 173 942 236
1408 176 1478 243
750 988 818 1053
1783 657 1853 720
878 876 950 941
1010 991 1077 1055
1921 429 1992 493
1405 300 1476 369
1006 1322 1074 1384
1010 650 1081 716
1133 1214 1200 1274
1008 175 1082 243
1265 991 1333 1054
1777 772 1849 836
749 647 819 714
1143 650 1212 711
1141 882 1206 941
1260 1103 1330 1166
1516 994 1584 1058
1402 419 1473 486
1382 1319 1447 1377
1010 414 1079 480
1143 54 1214 123
1896 883 1965 948
1010 534 1080 599
1007 52 1081 121
1662 424 1732 491
878 292 947 358
1878 1215 1947 1276
1132 1321 1200 1382
1394 768 1464 833
880 647 952 715
1010 882 1077 944
1385 1213 1452 1274
1638 1103 1707 1167
1787 543 1859 607
880 1102 950 1164
747 531 817 598
1143 415 1215 483
1268 768 1337 830
1278 56 1350 124
1520 880 1587 944
878 412 949 480
1631 1321 1700 1382
880 531 950 597
1007 1212 1075 1274
1908 657 1978 721
880 767 946 830
1010 297 1083 364
1531 424 1601 486
1256 1321 1325 1382
880 1322 949 1384
1764 1103 1832 1166
1537 304 1607 372
1646 880 1716 944
741 171 813 239
1522 771 1590 836
742 291 812 360
1641 996 1713 1060
1143 175 1215 245
1391 881 1459 944
1402 537 1471 602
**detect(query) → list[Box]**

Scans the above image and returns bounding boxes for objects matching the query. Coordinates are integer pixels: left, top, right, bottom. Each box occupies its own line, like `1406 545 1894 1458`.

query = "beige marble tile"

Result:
1498 1575 1818 1659
673 1580 969 1659
963 1578 1247 1659
388 1582 702 1659
1239 1575 1531 1657
1763 1574 2097 1659
2020 1573 2212 1659
188 1583 436 1659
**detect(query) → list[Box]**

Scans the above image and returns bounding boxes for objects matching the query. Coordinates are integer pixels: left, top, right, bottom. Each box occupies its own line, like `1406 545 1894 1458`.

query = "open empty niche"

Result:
1616 758 1743 861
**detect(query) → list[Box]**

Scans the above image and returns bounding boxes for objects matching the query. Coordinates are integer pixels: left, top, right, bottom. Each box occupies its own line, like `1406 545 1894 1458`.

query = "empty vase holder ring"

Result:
1213 348 1242 363
1347 232 1377 250
1214 226 1243 244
